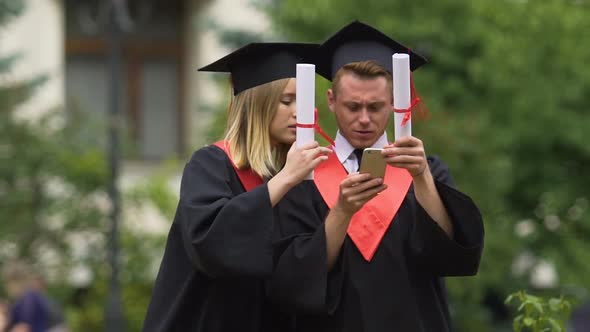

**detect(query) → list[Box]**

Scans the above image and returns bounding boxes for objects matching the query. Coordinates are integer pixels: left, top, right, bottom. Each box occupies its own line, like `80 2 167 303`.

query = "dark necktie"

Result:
353 148 364 170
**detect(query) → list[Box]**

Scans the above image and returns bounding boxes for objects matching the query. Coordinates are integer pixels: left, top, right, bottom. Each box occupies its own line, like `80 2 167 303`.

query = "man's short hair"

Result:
332 60 392 97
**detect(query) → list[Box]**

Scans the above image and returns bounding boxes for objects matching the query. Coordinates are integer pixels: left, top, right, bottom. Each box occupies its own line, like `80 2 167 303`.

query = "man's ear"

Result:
327 89 335 113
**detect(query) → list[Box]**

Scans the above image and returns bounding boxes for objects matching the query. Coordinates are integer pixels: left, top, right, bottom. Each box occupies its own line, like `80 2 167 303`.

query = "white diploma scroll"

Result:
296 64 316 180
392 53 412 140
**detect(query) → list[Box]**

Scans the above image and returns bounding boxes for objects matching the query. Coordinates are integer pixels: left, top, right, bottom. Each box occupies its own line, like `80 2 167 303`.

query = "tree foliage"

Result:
506 290 571 332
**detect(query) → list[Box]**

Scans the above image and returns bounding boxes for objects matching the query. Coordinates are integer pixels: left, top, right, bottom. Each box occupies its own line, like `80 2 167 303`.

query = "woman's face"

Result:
269 78 297 146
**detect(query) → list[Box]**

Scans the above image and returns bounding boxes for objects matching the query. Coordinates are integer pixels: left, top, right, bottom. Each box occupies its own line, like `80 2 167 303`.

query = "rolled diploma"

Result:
392 53 411 140
296 64 315 180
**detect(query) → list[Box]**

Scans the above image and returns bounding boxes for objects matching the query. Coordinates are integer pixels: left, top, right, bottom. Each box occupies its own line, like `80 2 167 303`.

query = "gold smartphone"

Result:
359 148 386 179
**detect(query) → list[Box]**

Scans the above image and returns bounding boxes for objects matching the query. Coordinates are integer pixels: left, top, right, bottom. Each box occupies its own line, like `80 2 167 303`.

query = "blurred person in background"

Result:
570 301 590 332
1 261 65 332
30 275 67 332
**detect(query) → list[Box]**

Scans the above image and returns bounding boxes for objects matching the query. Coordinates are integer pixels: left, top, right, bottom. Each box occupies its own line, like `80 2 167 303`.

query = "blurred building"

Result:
1 0 270 276
3 0 269 159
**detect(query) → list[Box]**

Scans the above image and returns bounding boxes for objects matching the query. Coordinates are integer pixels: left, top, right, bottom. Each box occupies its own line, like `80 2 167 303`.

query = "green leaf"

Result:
546 318 562 332
533 302 544 314
513 314 524 332
548 298 561 312
506 294 515 304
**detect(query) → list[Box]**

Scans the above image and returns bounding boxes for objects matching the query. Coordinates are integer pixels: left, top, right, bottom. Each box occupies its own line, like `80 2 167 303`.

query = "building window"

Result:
64 0 185 159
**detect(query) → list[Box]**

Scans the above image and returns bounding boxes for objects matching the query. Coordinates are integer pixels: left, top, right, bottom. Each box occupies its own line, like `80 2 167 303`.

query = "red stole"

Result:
213 141 263 192
314 149 413 261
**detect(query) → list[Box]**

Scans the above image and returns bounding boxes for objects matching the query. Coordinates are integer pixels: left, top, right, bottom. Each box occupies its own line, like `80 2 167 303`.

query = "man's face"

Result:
328 74 392 149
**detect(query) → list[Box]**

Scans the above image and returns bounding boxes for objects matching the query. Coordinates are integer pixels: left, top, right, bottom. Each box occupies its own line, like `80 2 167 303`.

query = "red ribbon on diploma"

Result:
393 74 422 127
394 97 421 126
296 108 335 147
393 49 429 127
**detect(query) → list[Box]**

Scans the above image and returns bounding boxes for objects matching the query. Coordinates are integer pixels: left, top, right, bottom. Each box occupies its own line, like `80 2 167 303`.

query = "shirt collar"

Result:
334 131 389 164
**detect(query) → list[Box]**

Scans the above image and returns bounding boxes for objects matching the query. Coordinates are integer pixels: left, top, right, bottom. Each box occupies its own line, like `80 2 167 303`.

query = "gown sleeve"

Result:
266 181 344 314
176 146 274 278
409 155 485 276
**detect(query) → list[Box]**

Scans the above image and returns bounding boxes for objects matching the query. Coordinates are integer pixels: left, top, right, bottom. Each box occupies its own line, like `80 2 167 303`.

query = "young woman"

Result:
142 43 331 332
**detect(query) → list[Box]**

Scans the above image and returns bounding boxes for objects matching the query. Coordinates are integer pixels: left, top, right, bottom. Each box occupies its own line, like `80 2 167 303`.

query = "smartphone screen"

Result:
359 148 386 179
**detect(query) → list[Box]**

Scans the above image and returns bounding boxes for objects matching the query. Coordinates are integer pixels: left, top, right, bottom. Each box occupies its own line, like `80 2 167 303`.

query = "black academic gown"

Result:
142 145 289 332
268 156 484 332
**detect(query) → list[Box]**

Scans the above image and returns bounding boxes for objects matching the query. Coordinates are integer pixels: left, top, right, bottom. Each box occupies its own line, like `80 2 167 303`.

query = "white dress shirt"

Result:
334 131 389 174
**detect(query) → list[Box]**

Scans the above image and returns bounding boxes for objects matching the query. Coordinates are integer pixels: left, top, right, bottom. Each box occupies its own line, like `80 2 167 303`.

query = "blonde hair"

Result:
332 60 392 98
224 78 292 179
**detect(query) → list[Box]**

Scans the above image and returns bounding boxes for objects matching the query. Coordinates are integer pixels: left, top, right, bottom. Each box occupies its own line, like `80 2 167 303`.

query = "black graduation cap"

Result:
198 42 319 95
313 21 428 81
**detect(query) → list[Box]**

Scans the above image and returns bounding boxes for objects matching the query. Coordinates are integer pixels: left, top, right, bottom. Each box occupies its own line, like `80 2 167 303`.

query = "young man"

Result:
268 21 485 331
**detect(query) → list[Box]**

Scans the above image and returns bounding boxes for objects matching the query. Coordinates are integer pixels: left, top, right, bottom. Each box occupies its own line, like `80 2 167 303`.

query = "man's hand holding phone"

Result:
333 149 388 216
334 173 387 216
382 136 428 178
